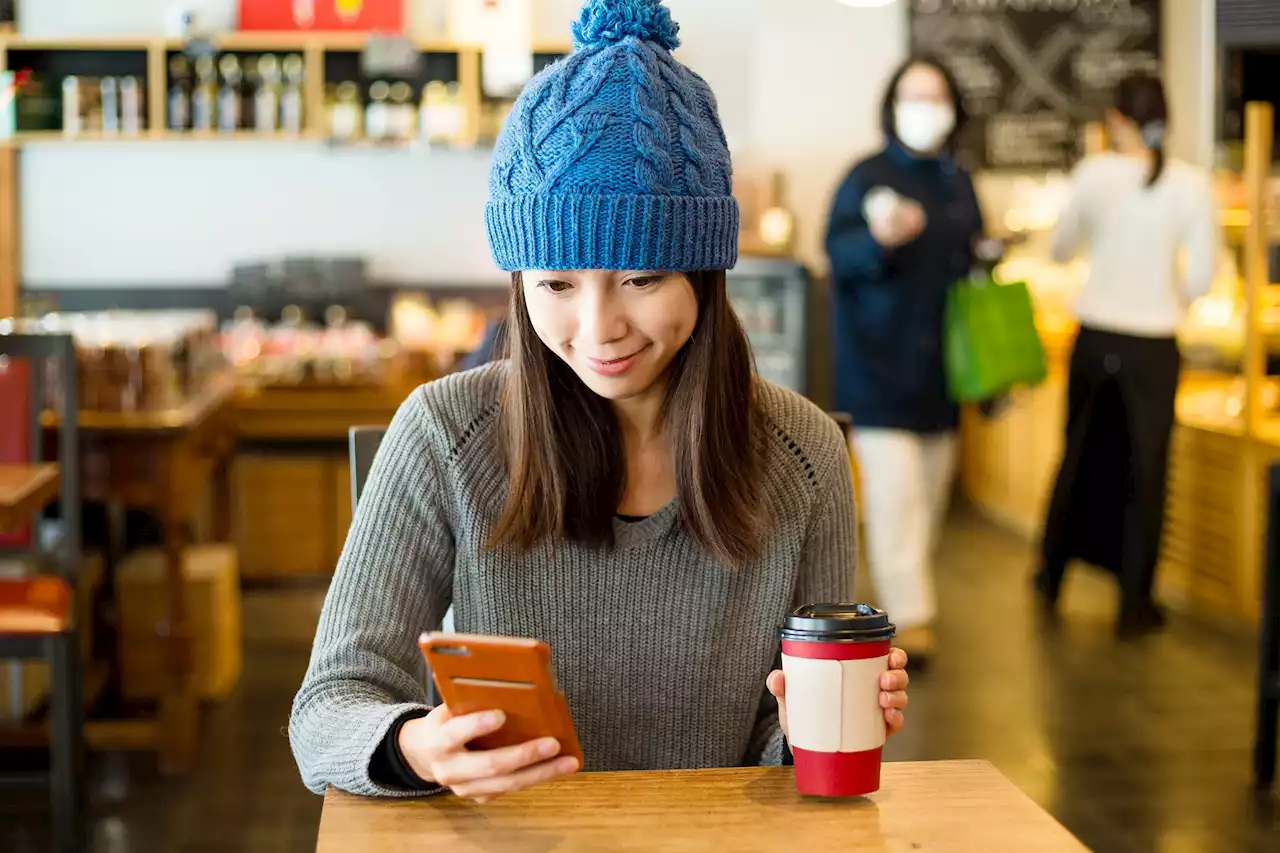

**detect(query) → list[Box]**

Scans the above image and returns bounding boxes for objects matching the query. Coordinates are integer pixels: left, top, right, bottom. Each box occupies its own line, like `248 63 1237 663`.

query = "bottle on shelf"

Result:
421 80 466 146
365 80 391 141
81 77 103 135
240 55 260 132
217 54 242 133
329 81 361 141
99 77 119 135
61 75 82 137
389 81 415 141
168 55 192 131
192 56 217 132
255 53 281 134
120 76 143 135
280 53 305 134
444 82 466 144
419 80 443 144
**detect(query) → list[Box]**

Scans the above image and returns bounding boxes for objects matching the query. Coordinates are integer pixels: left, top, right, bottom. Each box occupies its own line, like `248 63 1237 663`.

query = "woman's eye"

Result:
627 275 666 289
538 279 572 293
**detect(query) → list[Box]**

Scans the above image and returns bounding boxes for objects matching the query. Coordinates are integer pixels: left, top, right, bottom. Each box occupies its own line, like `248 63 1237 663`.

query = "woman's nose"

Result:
578 289 627 345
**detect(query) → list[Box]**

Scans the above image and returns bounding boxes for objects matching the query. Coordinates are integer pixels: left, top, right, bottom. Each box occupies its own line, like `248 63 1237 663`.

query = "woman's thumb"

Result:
766 670 786 700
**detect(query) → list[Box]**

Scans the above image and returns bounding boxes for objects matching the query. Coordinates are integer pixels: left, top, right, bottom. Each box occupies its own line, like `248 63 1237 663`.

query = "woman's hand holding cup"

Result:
398 704 580 803
766 646 911 748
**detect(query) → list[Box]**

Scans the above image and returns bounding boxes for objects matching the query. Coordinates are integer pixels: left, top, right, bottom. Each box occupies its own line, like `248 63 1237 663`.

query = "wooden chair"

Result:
348 425 442 705
1254 462 1280 791
0 330 85 852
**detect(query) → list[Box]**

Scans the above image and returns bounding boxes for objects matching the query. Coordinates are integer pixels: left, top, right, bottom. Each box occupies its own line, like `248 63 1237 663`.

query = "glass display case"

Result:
726 257 810 396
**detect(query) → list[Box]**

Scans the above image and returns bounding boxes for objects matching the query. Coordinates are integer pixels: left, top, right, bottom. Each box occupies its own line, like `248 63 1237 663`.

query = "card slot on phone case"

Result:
452 677 535 689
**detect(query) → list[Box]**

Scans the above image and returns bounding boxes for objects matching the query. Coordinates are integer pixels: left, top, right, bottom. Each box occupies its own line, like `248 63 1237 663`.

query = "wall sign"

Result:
909 0 1161 172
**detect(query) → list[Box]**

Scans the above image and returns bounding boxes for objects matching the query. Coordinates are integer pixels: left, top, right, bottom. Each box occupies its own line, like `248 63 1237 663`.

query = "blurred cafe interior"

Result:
2 1 1280 852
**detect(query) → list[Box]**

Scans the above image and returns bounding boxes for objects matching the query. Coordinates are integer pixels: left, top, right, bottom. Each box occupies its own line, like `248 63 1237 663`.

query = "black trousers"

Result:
1040 326 1181 605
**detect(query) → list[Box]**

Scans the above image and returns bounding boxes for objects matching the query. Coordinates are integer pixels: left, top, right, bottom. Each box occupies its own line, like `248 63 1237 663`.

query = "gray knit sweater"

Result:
289 362 857 796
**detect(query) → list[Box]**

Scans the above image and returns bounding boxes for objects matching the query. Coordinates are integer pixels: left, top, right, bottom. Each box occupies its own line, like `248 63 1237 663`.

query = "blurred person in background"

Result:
460 314 507 371
1034 73 1217 638
824 56 985 662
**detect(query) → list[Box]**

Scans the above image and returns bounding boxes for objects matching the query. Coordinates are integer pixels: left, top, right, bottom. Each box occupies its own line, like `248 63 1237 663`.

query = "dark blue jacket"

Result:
825 144 983 433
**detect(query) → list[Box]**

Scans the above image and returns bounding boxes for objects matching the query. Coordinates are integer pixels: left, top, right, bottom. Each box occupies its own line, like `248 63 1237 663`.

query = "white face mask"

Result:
894 101 955 153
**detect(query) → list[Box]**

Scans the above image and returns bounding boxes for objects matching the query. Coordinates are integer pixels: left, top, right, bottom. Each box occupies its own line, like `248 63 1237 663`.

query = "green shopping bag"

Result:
943 272 1047 403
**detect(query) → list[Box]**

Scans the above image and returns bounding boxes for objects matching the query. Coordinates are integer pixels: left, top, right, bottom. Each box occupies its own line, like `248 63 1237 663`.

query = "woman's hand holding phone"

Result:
398 704 580 803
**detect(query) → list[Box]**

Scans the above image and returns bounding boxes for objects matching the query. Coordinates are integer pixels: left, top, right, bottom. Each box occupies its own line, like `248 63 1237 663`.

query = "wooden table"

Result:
316 761 1088 852
0 464 59 532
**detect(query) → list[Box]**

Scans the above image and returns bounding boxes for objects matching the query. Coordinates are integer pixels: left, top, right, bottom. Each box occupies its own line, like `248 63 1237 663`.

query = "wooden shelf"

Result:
0 34 155 50
0 32 570 54
0 33 569 152
4 129 329 146
0 464 60 532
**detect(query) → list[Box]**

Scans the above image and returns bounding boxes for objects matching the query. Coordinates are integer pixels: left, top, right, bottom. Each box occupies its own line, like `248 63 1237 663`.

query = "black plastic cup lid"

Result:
779 603 896 642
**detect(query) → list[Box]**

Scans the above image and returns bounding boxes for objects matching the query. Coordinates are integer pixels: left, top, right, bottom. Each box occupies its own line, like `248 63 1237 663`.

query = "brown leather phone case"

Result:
420 633 583 765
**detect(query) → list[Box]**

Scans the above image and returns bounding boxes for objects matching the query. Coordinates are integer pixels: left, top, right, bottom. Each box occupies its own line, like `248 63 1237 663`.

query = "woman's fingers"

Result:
433 709 508 754
766 669 785 700
879 690 908 710
885 708 905 734
435 737 563 788
451 755 580 802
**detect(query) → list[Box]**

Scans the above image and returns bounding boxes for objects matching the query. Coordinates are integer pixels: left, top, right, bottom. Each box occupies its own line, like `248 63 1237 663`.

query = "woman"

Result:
825 57 985 660
1035 74 1218 637
290 0 910 802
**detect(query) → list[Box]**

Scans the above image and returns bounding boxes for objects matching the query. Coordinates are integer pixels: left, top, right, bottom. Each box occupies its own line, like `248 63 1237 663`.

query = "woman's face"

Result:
893 63 956 154
522 270 698 401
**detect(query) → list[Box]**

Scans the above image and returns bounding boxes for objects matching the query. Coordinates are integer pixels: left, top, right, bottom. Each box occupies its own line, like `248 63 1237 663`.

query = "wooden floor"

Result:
3 507 1279 852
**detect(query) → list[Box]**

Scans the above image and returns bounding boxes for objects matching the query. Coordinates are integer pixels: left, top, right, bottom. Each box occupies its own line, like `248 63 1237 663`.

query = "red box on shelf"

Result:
238 0 405 32
0 357 34 549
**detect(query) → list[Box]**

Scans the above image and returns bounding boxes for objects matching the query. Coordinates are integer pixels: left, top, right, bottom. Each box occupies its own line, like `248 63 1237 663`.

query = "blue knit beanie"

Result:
485 0 739 273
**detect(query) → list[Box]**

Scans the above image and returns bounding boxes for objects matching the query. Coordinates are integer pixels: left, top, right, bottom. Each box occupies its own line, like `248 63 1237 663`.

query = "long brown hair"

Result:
488 269 765 565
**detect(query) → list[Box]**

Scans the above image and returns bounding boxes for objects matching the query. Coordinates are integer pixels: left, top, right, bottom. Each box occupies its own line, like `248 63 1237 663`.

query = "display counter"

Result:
960 104 1279 627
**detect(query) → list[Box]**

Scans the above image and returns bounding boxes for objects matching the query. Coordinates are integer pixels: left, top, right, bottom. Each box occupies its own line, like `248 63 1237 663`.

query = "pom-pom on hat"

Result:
485 0 739 273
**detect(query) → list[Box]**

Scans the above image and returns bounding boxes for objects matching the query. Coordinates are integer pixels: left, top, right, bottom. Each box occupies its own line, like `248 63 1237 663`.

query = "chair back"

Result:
348 425 388 508
0 331 80 567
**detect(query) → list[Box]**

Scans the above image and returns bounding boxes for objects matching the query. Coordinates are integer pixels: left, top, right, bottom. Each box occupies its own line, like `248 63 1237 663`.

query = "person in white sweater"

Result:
1035 73 1218 638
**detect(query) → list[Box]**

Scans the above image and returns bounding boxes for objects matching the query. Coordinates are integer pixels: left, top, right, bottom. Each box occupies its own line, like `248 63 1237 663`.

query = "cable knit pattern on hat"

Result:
485 0 739 272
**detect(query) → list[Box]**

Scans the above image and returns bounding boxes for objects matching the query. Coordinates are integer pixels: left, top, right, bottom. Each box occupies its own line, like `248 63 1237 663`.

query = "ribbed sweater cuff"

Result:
755 724 790 767
296 699 440 798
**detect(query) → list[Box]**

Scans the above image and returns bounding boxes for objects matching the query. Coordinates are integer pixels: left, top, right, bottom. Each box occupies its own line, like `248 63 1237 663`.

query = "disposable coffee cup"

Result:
780 603 895 797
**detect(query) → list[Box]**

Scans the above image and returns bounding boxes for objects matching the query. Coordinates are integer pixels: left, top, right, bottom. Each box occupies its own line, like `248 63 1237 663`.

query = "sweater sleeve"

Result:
825 168 890 282
1181 171 1219 304
289 388 455 797
1050 160 1091 264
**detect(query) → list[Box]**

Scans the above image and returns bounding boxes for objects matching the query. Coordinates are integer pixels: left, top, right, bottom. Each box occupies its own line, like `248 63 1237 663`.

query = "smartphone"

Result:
420 632 583 765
